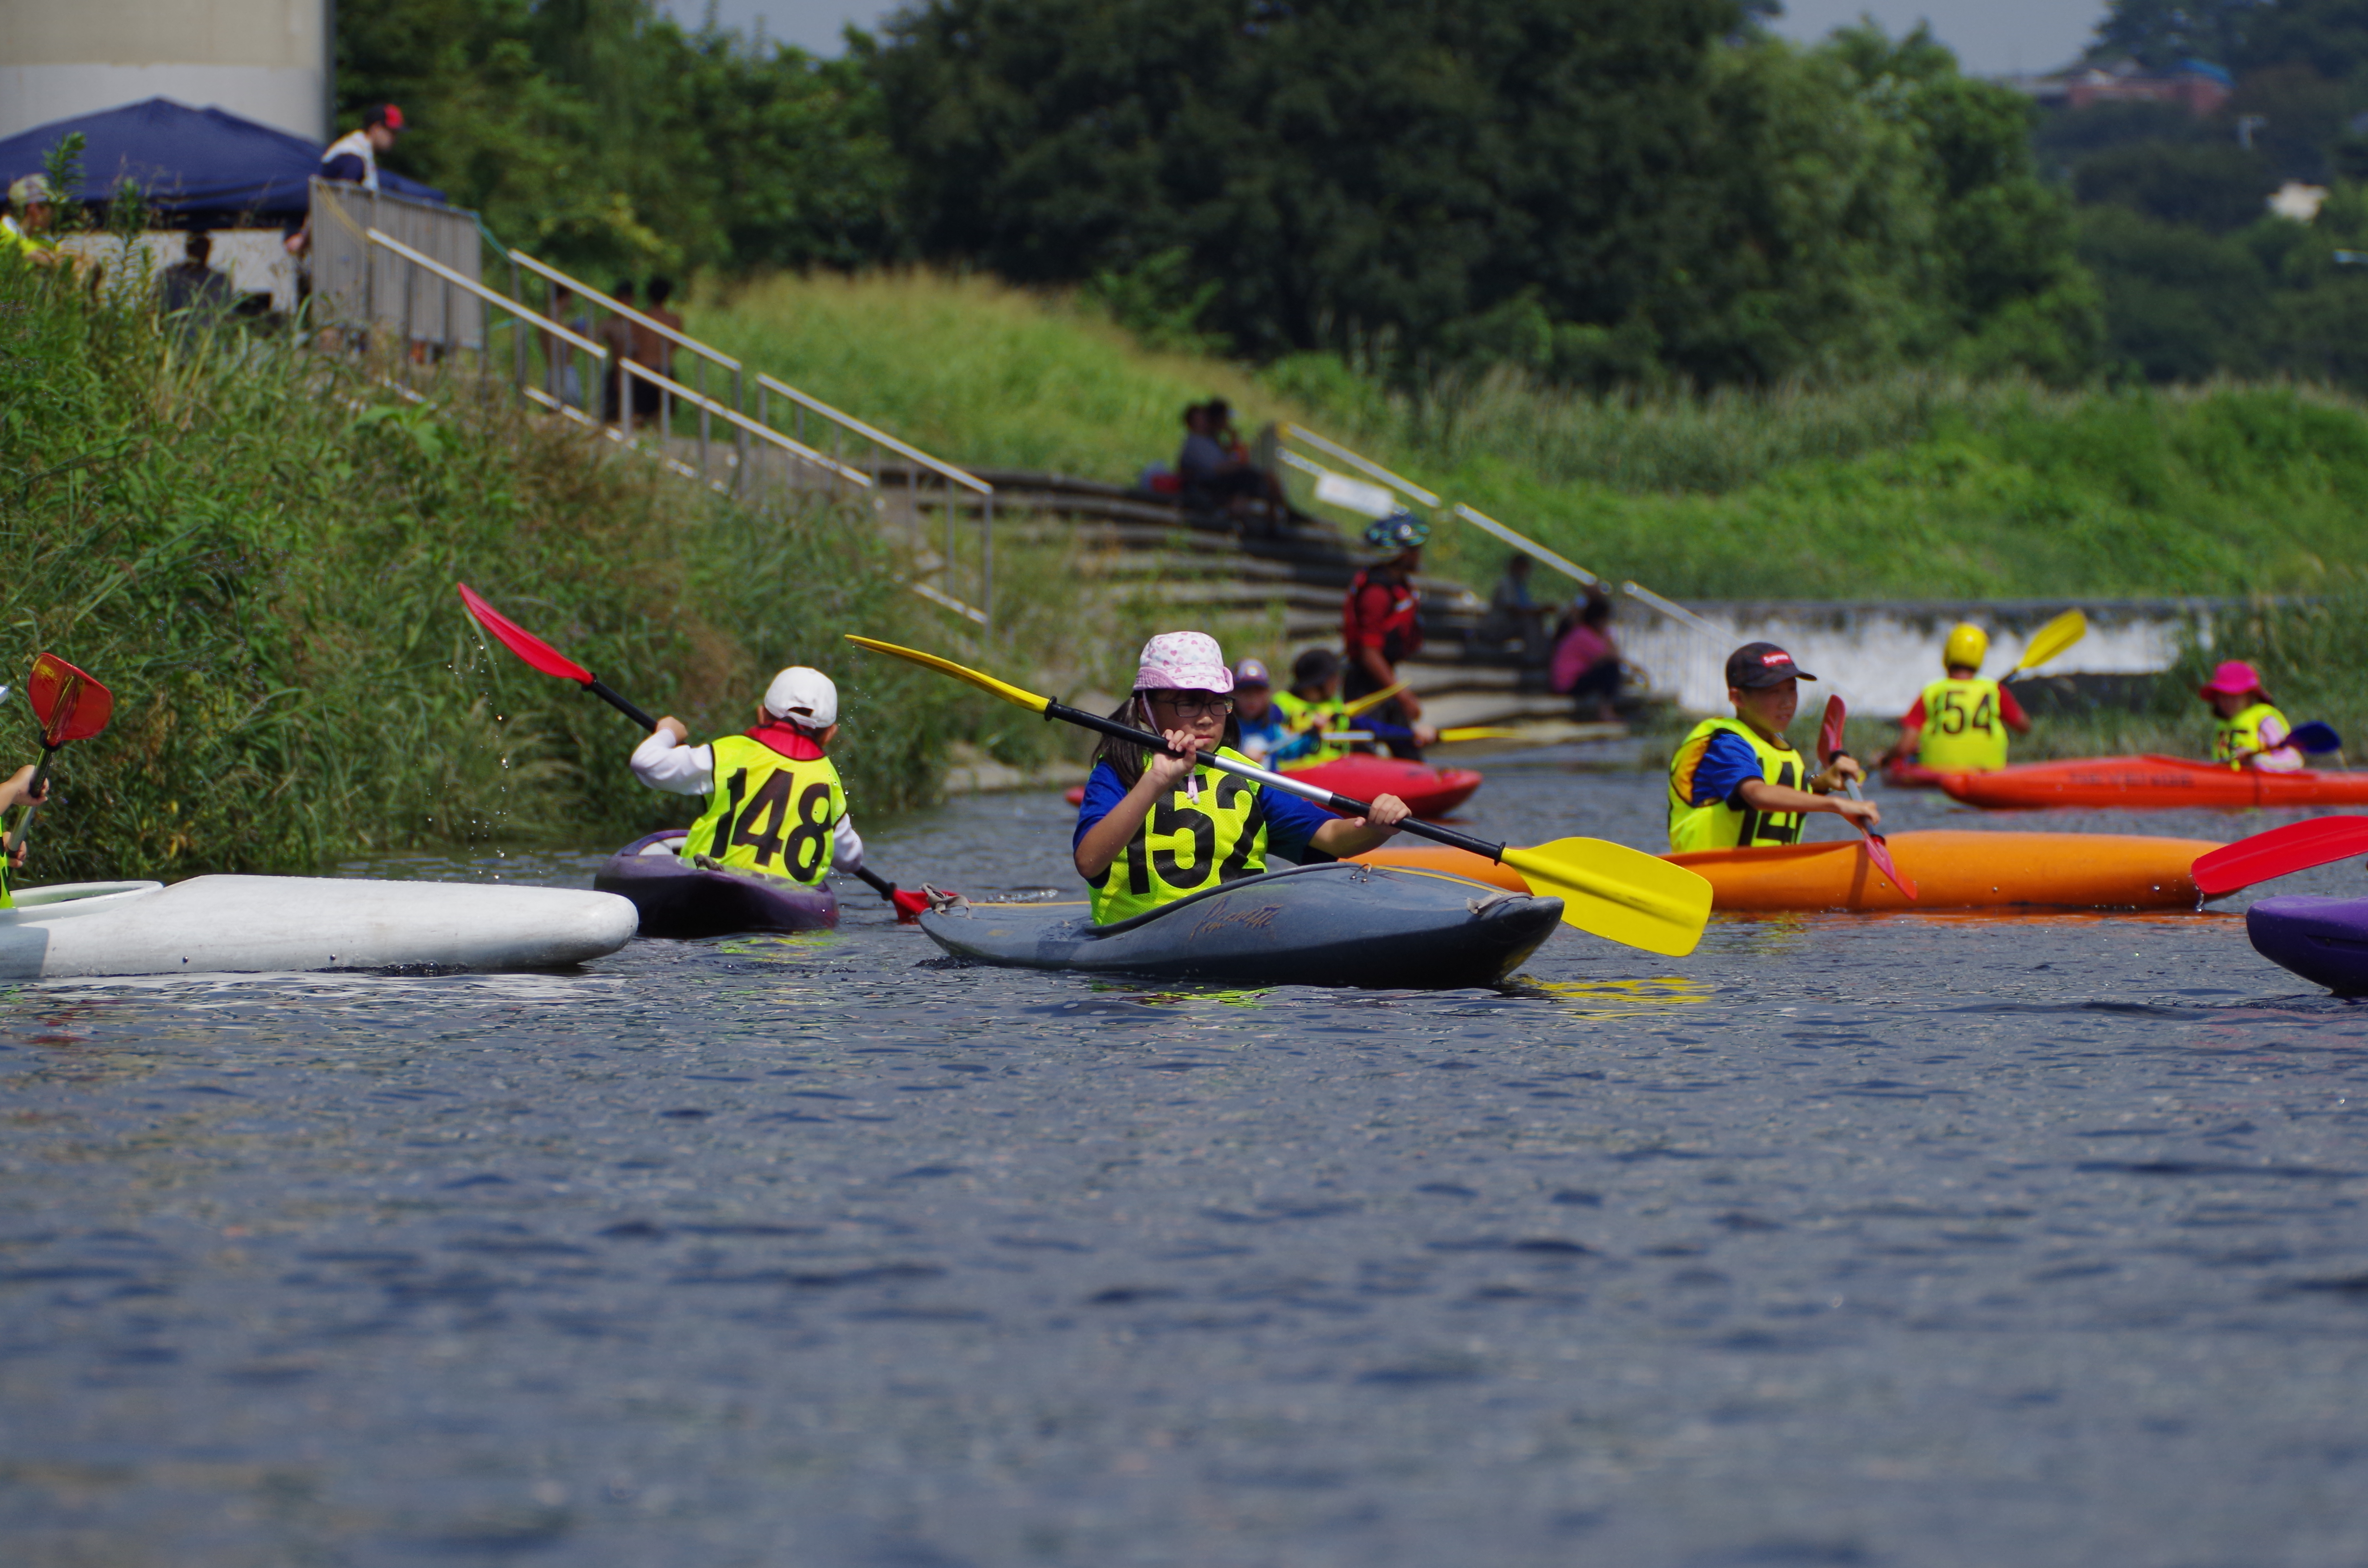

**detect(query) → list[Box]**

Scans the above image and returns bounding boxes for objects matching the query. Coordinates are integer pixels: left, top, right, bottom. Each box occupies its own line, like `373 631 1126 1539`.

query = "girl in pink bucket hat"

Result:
1072 631 1412 925
2198 660 2303 772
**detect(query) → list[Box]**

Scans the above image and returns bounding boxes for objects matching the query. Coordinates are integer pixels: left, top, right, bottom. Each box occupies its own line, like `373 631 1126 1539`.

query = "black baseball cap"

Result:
1725 641 1816 689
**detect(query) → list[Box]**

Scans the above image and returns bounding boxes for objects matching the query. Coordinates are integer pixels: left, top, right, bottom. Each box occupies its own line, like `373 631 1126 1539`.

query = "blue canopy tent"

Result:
0 98 446 228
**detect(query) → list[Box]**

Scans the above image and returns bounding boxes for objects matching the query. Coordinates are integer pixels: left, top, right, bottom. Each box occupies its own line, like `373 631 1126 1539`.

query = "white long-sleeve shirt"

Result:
631 730 865 872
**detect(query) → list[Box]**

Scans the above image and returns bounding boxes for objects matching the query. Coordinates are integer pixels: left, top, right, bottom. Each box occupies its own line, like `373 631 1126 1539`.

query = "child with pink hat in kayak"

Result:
2200 660 2303 772
1074 632 1413 925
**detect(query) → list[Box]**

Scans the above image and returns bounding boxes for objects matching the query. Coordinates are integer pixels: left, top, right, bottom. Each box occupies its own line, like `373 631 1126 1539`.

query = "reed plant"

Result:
0 260 998 882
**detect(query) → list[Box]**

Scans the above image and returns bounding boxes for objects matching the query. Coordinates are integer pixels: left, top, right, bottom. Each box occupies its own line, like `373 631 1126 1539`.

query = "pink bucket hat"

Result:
2199 659 2265 697
1134 632 1234 693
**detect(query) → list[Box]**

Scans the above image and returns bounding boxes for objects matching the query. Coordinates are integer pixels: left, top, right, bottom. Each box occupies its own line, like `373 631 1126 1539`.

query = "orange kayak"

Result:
1356 830 2217 912
1941 755 2368 811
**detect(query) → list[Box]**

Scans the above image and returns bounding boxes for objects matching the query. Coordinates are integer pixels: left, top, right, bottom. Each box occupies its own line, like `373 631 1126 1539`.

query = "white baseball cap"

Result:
763 666 838 727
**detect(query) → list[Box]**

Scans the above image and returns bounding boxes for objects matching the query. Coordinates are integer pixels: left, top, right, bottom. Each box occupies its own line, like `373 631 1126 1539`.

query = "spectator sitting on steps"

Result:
1551 591 1624 725
1178 398 1292 533
161 231 233 334
1476 552 1551 668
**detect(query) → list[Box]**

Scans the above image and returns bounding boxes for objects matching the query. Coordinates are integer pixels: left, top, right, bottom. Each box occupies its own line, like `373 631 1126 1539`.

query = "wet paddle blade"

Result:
1816 695 1846 766
2013 609 2087 674
844 635 1052 714
26 654 111 744
1499 837 1714 957
1858 829 1917 901
458 584 593 684
2192 815 2368 896
2291 721 2343 754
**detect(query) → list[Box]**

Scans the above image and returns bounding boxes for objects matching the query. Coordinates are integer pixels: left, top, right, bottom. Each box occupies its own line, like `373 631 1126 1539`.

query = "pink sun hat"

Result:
1134 632 1234 693
2199 659 2266 697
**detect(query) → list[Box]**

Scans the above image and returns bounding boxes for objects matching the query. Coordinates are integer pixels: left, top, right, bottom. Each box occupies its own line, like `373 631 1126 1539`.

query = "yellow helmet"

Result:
1943 623 1987 671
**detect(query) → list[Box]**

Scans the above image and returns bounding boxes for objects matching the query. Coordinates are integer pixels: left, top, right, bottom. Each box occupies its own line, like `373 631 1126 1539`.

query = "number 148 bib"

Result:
686 734 847 883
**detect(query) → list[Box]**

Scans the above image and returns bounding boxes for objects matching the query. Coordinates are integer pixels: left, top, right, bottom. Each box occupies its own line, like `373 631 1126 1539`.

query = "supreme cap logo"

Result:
1762 651 1790 665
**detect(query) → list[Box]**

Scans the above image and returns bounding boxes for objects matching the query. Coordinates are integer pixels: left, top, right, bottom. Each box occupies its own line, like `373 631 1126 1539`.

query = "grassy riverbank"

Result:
0 264 998 882
695 271 2368 601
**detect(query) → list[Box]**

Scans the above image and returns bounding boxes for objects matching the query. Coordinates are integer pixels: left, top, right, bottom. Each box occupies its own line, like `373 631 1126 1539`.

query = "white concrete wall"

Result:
1619 600 2210 718
61 228 298 309
0 0 326 140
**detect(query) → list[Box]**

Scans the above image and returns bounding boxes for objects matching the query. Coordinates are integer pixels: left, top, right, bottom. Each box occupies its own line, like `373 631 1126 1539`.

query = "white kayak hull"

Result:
0 876 638 979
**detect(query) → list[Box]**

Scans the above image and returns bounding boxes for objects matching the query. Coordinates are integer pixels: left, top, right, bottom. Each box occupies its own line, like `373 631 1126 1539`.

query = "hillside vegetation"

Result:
695 270 2368 601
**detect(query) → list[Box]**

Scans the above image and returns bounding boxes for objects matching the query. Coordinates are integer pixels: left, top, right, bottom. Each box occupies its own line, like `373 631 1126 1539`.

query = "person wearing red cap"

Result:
1074 632 1411 925
1666 642 1881 853
2199 660 2302 772
286 105 405 256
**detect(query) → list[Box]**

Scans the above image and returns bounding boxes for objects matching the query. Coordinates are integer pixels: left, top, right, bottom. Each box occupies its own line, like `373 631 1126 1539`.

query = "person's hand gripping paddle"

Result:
3 654 115 862
843 634 1714 957
456 585 946 920
1817 695 1916 901
2191 813 2368 897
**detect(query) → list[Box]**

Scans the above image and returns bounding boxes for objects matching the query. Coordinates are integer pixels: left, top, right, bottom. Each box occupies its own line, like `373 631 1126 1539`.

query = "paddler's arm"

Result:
1 764 47 868
629 718 714 795
1307 793 1412 858
1737 765 1879 829
1073 730 1204 879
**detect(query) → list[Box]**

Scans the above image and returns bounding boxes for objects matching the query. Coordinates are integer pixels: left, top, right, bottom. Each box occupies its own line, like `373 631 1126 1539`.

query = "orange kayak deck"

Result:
1941 755 2368 811
1355 830 2217 912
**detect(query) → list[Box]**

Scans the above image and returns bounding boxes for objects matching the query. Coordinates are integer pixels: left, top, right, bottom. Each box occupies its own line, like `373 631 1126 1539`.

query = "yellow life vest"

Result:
2213 701 2295 771
683 734 847 883
1273 689 1349 766
1087 747 1272 924
1667 717 1809 853
1914 677 2011 772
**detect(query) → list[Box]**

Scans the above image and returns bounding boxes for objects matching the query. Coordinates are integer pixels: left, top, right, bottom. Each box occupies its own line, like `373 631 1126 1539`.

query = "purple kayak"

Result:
2245 895 2368 995
592 830 839 939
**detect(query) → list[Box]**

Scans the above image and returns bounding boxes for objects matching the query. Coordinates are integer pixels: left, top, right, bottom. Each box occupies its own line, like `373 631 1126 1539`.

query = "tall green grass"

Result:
0 261 989 881
693 271 2368 603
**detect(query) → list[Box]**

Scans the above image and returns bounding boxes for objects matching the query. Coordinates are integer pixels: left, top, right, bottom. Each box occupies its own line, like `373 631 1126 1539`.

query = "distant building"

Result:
2001 58 2235 119
0 0 330 143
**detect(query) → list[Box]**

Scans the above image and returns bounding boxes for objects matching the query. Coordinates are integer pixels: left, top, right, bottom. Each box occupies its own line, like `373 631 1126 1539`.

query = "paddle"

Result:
2192 814 2368 896
1815 695 1916 901
843 635 1714 957
2290 721 2342 755
2001 609 2087 684
4 654 115 860
456 584 943 920
1341 680 1407 720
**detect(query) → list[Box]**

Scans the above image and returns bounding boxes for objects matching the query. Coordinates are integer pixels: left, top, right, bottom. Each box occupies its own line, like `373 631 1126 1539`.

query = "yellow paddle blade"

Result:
1499 837 1714 957
844 635 1051 714
2014 609 2086 674
1438 726 1524 743
1342 680 1408 719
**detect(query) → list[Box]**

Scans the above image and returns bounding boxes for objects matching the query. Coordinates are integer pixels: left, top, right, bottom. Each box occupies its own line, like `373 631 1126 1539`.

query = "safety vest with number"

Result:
1915 677 2010 772
1272 689 1349 766
1087 748 1272 924
1667 718 1808 853
2213 701 2300 772
684 734 847 883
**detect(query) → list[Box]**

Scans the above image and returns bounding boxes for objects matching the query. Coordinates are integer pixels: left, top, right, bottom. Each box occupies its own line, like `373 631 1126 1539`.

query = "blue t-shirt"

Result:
1685 729 1770 808
1073 760 1335 865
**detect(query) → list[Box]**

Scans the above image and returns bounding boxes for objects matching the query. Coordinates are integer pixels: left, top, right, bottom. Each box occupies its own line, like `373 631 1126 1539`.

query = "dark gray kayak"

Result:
917 862 1561 989
593 830 839 939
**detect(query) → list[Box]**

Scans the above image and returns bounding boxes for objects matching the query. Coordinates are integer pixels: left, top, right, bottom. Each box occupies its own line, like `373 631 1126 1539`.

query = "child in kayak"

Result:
2200 660 2303 772
1879 622 2030 786
1272 648 1350 766
0 763 48 907
1074 632 1412 924
1231 658 1290 763
1667 642 1880 852
632 666 871 882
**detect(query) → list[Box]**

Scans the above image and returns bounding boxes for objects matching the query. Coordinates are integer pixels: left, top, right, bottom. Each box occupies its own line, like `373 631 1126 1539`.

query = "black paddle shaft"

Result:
1044 701 1514 865
581 675 908 903
1 742 59 858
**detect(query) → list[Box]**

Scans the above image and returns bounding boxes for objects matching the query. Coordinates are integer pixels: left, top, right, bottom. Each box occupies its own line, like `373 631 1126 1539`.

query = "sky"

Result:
659 0 2113 75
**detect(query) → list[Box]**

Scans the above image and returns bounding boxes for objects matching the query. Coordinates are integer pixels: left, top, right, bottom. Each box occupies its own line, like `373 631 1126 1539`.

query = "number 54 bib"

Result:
686 734 847 883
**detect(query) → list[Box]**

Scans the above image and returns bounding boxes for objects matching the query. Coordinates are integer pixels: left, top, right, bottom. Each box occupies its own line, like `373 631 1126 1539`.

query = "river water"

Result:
4 747 2366 1567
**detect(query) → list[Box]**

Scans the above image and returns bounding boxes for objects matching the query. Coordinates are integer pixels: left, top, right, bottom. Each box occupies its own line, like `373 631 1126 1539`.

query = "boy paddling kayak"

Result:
1667 643 1879 853
1075 633 1413 924
632 666 871 884
1880 623 2031 787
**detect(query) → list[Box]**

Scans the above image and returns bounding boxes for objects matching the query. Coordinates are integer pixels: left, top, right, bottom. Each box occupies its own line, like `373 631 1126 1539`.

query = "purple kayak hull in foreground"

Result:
593 830 839 939
2247 894 2368 994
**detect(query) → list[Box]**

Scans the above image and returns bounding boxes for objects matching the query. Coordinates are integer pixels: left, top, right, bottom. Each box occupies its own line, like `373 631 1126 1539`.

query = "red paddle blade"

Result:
457 584 593 684
27 653 112 745
2193 815 2368 897
1817 695 1846 766
1861 829 1917 900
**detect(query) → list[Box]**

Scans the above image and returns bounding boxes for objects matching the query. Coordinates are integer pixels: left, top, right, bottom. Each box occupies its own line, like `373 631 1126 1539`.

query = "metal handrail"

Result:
616 359 871 487
1451 503 1599 588
1623 581 1723 637
1281 422 1440 507
365 229 608 360
508 251 740 374
754 373 992 497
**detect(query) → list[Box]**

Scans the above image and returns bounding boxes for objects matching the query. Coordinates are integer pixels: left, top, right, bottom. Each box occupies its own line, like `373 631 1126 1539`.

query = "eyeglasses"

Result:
1148 692 1235 718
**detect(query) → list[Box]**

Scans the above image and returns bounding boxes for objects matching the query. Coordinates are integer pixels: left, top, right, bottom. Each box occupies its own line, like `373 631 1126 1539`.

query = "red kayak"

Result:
1058 756 1483 819
1941 754 2368 810
1883 759 1952 789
